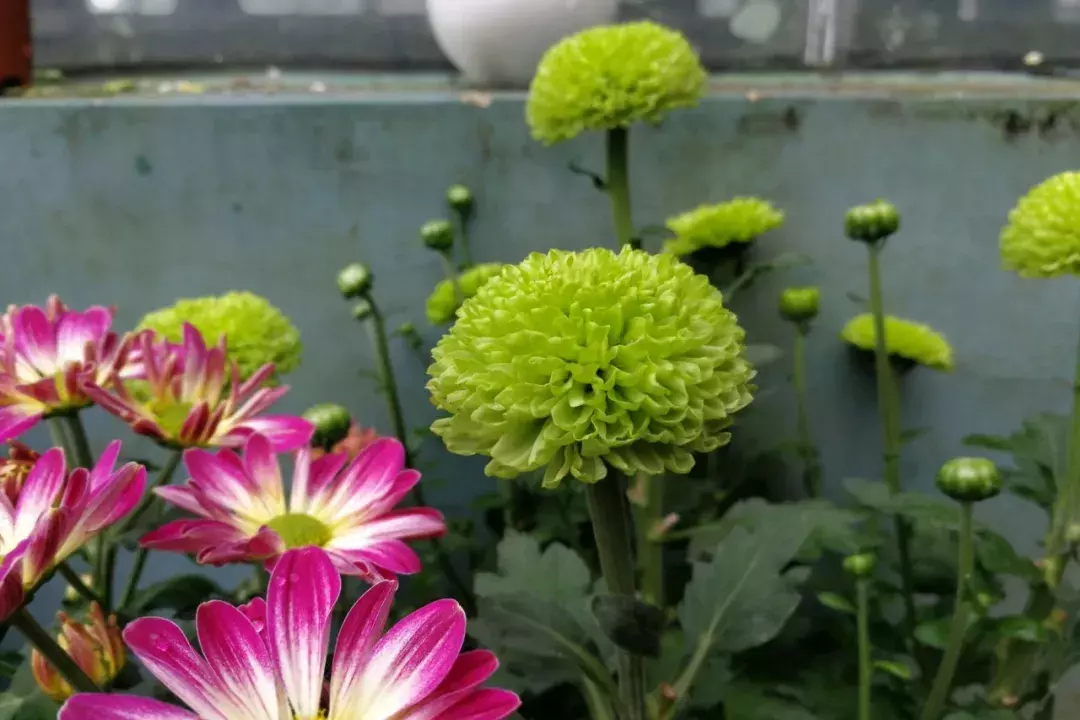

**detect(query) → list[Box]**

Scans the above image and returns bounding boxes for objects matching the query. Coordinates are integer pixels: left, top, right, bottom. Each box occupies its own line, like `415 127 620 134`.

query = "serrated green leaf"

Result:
817 592 856 615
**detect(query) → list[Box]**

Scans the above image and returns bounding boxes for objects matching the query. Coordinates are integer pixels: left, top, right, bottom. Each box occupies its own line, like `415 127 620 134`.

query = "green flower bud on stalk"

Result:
779 286 820 323
845 200 900 244
351 299 373 322
936 457 1002 503
844 553 877 578
447 185 474 216
302 403 352 450
337 262 373 299
421 219 455 252
1065 523 1080 545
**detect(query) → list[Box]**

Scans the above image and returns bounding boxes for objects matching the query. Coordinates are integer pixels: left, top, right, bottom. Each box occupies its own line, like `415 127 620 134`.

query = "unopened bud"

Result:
843 553 877 578
421 219 455 252
351 299 374 322
845 200 900 244
337 263 373 299
302 403 352 451
447 184 474 216
779 286 820 323
32 604 124 702
936 457 1002 503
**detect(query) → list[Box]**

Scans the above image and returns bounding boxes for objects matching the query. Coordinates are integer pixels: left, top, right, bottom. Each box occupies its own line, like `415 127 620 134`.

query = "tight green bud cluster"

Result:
337 263 373 299
843 553 877 578
936 457 1002 503
421 219 455 252
779 286 820 323
845 200 900 244
303 403 352 450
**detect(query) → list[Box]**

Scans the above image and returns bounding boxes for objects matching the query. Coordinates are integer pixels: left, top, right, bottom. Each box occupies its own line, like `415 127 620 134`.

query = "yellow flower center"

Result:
266 513 332 549
147 397 194 438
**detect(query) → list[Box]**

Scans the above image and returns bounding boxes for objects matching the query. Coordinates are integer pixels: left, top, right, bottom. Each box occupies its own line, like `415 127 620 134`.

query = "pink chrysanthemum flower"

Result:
0 296 132 443
140 434 446 579
61 547 521 720
0 442 145 621
86 324 312 451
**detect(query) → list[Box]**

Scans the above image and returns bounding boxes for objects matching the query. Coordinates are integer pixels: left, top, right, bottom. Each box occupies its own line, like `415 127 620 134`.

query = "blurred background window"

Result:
29 0 1080 73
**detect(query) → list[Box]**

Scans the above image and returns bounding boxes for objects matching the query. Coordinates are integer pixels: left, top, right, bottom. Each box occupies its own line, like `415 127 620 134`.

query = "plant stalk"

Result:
793 325 821 497
637 473 664 607
586 472 646 720
57 562 106 609
866 243 919 664
452 211 474 268
56 412 94 469
439 251 464 306
857 578 872 720
11 607 100 693
922 502 974 720
113 450 184 611
1046 322 1080 580
364 298 476 615
606 128 636 250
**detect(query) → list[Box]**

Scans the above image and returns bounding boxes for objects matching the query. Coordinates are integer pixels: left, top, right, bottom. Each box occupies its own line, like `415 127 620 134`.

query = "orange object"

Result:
0 0 31 90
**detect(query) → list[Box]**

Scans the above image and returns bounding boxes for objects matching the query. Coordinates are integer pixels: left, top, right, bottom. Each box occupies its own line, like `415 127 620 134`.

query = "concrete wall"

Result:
2 73 1079 632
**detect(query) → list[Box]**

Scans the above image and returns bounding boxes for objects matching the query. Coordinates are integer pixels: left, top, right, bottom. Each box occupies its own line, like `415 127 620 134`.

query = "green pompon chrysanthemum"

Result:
663 198 784 256
526 21 707 145
425 263 506 325
1001 171 1080 278
427 248 756 488
138 291 302 379
841 313 954 372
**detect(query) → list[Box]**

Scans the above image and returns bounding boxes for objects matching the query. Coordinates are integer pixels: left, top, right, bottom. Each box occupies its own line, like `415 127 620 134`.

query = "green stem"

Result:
1047 323 1080 573
586 472 646 720
57 562 106 608
48 417 71 454
439 251 464 306
637 473 664 607
605 128 636 250
56 413 93 469
365 299 476 615
922 503 974 720
866 243 919 666
453 212 474 267
113 450 184 612
857 579 872 720
10 607 100 693
793 326 821 497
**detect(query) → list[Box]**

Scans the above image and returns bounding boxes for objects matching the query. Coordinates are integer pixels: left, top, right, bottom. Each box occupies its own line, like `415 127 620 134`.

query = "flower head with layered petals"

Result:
141 435 445 580
663 198 784 256
87 324 312 451
1000 171 1080 278
137 291 302 380
428 247 756 487
61 547 520 720
527 21 706 144
0 443 145 622
841 313 954 372
0 296 132 443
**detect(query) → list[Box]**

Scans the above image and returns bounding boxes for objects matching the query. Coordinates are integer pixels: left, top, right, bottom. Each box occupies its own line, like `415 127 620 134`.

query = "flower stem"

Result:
452 211 474 268
364 298 476 615
866 243 919 665
439 251 464 306
636 473 664 607
585 472 646 720
57 562 105 609
922 502 974 720
856 578 872 720
56 412 94 469
113 450 184 612
1045 323 1080 583
10 607 100 693
606 128 636 250
792 325 821 497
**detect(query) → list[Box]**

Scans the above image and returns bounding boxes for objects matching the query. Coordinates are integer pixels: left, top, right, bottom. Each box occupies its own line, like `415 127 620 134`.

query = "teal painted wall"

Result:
2 75 1078 617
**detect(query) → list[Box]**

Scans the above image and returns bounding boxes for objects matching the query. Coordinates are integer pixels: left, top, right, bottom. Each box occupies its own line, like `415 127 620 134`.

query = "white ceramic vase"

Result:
427 0 619 88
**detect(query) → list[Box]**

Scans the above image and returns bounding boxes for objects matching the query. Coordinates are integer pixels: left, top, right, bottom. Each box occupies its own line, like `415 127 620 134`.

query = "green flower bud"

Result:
397 321 417 336
843 553 877 578
351 299 373 321
302 403 352 450
936 457 1002 503
845 200 900 244
337 263 373 299
1066 523 1080 545
421 220 455 252
447 185 474 216
779 286 820 323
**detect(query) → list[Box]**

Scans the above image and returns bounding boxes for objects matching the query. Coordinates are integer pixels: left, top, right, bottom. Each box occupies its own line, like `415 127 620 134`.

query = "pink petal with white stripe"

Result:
332 540 423 576
12 448 65 538
267 547 339 719
123 617 238 720
313 439 403 520
0 406 42 444
230 415 314 452
60 695 197 720
390 650 500 719
331 598 466 718
55 307 112 365
12 307 58 374
328 580 395 715
196 600 283 718
0 542 27 622
429 689 523 720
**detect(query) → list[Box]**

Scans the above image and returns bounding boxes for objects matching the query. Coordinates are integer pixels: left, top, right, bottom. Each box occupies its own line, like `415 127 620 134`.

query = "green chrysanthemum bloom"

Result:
526 21 707 145
1000 171 1080 278
663 198 784 256
427 248 756 488
138 291 302 379
841 313 953 372
425 263 506 325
